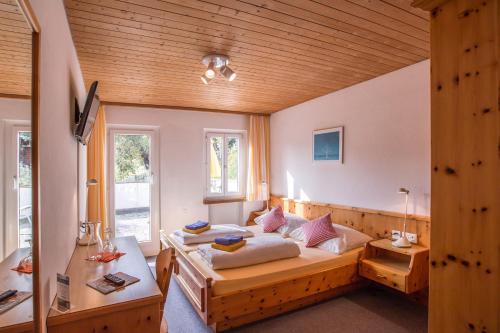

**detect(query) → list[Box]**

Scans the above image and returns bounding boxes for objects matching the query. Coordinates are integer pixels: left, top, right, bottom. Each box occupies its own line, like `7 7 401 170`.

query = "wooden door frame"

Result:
16 0 41 332
107 126 161 257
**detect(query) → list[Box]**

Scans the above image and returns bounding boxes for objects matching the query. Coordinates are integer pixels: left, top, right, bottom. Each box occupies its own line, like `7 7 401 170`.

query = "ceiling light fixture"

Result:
200 73 213 85
205 61 216 79
220 65 237 81
201 54 236 84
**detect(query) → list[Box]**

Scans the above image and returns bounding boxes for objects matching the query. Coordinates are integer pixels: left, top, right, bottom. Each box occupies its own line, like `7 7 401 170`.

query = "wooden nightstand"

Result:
359 239 429 294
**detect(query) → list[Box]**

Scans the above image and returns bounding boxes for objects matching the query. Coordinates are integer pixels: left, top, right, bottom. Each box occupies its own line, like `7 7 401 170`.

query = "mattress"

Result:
187 240 364 296
168 224 274 253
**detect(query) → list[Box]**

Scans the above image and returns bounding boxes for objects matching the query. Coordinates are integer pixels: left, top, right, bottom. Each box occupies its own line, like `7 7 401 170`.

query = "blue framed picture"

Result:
312 126 343 163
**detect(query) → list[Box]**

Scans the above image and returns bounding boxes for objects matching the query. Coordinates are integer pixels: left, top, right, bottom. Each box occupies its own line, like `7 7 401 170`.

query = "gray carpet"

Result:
164 278 427 333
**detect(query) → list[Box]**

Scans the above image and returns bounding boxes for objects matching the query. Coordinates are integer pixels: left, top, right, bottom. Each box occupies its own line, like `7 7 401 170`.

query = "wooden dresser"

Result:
0 248 33 333
47 237 162 333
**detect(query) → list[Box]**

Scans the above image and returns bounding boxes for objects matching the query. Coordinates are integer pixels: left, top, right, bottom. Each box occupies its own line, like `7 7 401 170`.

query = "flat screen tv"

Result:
75 81 100 145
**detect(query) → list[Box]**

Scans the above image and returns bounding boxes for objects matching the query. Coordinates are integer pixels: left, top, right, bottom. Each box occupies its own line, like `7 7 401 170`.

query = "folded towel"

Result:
214 235 244 246
211 240 246 252
173 224 254 245
182 225 211 234
198 236 301 269
185 220 209 230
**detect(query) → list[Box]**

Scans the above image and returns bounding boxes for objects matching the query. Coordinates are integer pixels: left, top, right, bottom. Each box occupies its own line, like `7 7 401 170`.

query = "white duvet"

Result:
197 235 301 269
172 224 254 245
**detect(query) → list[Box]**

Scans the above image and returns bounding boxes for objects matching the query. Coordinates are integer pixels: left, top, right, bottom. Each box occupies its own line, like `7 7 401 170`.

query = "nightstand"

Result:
359 239 429 293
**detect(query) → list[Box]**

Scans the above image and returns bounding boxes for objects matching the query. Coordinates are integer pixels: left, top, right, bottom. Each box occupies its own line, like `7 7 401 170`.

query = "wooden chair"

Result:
156 246 174 333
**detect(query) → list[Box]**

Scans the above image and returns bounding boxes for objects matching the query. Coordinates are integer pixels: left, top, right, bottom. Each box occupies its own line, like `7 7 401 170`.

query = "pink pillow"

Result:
302 214 338 247
262 206 286 232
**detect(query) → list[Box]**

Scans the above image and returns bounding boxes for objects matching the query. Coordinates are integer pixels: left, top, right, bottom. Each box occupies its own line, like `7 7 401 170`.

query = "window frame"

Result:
204 129 247 202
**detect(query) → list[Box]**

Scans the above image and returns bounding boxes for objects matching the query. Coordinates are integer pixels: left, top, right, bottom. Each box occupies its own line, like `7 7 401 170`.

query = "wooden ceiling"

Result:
66 0 429 114
0 0 31 97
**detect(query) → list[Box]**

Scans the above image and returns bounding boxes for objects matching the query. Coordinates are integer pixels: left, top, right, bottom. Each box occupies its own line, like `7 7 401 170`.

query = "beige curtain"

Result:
87 105 107 237
247 115 270 201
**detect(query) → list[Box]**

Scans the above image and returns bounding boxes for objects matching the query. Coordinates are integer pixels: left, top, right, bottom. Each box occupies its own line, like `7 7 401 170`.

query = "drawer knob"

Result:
376 274 387 279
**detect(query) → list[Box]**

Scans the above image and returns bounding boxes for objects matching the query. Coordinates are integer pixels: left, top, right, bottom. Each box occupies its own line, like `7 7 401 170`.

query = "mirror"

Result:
0 0 38 331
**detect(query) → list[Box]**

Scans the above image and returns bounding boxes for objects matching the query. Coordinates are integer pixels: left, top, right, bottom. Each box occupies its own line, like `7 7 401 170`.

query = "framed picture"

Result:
312 126 343 163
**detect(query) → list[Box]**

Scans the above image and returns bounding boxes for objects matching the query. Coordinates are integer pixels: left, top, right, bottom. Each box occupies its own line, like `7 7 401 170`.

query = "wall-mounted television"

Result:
75 81 100 145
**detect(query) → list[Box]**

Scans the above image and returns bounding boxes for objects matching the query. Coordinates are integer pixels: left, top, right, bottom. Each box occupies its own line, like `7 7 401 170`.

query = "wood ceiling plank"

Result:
66 15 388 78
73 0 416 67
346 0 428 30
79 66 343 102
382 0 428 19
0 23 31 34
0 0 31 97
254 0 429 42
95 86 288 111
0 3 21 13
71 39 364 89
70 30 363 87
65 1 401 75
73 41 360 88
78 60 351 93
65 0 429 113
160 0 428 57
116 0 424 62
0 8 30 21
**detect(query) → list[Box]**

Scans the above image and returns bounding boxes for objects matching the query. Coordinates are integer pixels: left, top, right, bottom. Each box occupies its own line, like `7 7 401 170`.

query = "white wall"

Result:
106 106 263 233
271 60 430 216
0 98 30 260
30 0 87 326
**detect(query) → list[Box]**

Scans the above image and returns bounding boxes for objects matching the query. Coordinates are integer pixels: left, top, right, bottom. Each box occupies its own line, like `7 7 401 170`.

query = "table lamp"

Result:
392 187 412 248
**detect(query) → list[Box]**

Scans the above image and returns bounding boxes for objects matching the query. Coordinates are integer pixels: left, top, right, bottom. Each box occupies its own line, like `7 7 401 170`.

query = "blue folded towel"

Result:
185 221 209 230
214 235 244 246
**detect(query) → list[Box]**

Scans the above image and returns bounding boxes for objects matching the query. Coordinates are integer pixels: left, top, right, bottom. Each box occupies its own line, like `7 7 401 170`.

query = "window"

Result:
205 131 246 200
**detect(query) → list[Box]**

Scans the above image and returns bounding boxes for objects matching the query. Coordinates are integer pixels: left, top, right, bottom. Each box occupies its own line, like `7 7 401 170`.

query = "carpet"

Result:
164 278 428 333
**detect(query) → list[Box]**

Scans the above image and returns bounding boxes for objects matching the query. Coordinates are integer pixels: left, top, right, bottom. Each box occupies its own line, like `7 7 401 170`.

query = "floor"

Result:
154 268 427 332
147 257 427 333
115 210 150 242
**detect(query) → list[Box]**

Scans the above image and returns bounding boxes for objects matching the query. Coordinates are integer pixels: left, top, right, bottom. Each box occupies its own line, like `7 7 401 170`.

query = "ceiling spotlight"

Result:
200 73 213 85
201 54 236 83
220 65 236 81
205 61 216 79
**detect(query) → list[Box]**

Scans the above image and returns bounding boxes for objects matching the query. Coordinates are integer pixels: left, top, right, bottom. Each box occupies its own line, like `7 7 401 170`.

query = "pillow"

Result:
254 210 270 225
301 214 338 247
290 223 373 254
255 209 308 237
277 213 308 237
261 206 286 232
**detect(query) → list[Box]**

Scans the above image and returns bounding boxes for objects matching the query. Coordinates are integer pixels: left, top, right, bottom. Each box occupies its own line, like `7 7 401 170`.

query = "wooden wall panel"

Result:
64 0 430 113
269 195 431 247
413 0 499 332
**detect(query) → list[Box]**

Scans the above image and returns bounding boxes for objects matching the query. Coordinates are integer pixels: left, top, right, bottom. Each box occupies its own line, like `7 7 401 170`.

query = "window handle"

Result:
12 175 18 190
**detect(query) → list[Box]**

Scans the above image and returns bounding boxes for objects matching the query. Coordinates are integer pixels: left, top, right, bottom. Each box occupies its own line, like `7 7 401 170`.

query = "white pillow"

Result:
289 223 373 254
254 210 308 237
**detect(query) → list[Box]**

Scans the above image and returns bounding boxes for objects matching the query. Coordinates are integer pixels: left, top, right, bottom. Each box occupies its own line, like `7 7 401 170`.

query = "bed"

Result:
160 224 366 332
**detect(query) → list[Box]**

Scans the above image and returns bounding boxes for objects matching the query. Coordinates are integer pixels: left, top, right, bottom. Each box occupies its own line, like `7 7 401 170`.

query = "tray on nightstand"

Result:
359 239 429 294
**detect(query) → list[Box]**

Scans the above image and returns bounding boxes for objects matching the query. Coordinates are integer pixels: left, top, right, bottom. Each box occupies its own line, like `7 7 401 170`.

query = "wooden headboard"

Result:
267 195 430 247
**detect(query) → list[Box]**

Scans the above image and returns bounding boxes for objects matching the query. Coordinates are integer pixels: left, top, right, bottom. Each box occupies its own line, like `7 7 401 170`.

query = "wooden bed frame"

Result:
161 195 430 331
161 233 364 332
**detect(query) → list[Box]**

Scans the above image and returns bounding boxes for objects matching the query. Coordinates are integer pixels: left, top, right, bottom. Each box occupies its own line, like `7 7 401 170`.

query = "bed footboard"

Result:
209 262 363 331
165 236 364 332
